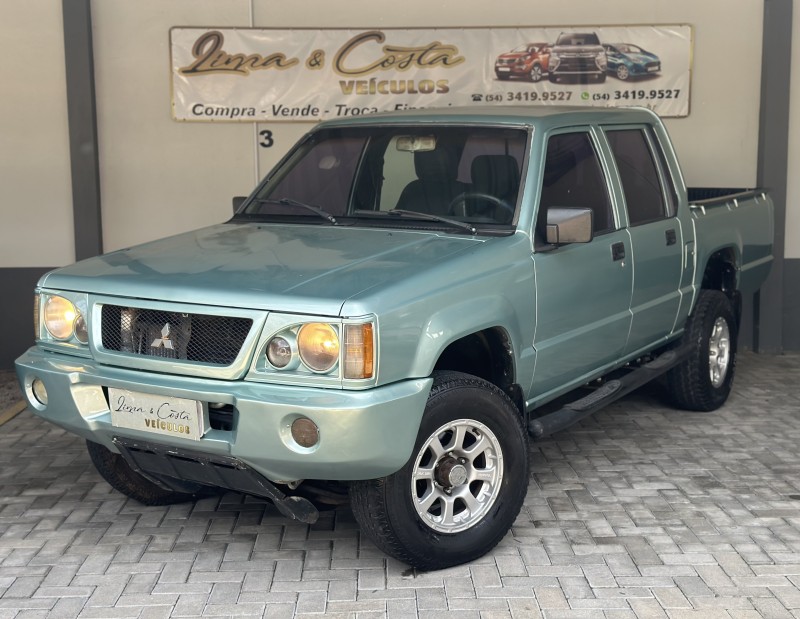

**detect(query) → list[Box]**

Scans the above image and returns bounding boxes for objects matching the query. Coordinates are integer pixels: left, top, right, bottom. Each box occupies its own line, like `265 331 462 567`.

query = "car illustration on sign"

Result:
494 42 550 82
603 43 662 80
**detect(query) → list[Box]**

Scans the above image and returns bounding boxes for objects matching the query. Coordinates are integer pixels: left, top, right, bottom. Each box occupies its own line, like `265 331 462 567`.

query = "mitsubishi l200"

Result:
16 106 773 569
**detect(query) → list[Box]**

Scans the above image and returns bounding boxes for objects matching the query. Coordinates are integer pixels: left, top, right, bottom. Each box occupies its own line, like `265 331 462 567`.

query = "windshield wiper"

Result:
388 210 477 235
251 198 338 225
354 209 476 235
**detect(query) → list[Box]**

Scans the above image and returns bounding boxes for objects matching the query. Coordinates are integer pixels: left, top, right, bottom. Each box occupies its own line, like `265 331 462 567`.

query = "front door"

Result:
531 129 633 397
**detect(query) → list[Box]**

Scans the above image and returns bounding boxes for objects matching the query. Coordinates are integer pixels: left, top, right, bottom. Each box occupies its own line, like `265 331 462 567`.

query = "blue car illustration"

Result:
603 43 661 80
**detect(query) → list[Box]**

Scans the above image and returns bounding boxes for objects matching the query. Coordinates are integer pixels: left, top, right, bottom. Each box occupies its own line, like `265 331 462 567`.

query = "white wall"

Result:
786 3 800 260
91 1 257 253
0 1 74 267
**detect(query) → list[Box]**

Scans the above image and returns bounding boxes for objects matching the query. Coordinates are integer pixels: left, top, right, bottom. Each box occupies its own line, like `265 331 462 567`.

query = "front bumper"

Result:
15 347 432 482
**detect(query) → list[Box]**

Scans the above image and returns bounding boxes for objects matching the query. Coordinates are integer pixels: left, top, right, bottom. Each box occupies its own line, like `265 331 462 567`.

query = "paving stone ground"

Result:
1 352 800 618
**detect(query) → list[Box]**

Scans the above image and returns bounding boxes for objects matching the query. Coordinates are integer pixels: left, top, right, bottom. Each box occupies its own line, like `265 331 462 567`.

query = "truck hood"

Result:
41 223 480 316
497 52 527 61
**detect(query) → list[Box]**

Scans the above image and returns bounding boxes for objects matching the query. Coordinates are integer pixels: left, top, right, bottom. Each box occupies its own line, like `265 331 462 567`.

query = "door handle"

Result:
666 229 677 246
611 242 625 261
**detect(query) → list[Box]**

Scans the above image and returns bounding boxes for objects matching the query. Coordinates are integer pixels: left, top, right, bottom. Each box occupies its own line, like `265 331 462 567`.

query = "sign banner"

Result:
170 25 692 122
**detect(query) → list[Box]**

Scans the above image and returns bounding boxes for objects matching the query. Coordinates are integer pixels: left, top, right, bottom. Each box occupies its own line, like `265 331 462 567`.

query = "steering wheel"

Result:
448 192 514 218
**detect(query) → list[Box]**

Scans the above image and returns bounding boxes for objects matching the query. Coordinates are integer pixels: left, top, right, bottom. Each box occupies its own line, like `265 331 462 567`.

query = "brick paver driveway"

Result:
1 352 799 618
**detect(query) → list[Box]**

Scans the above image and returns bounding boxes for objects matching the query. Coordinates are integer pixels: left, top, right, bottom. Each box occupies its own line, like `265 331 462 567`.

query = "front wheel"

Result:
529 64 543 82
350 372 529 570
666 290 738 411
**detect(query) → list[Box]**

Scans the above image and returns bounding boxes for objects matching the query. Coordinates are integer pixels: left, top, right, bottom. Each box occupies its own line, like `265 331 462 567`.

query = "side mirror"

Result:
546 207 593 244
232 196 247 213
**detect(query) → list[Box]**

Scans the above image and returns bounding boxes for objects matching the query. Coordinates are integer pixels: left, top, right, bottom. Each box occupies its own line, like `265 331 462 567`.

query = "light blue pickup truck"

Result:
16 106 773 569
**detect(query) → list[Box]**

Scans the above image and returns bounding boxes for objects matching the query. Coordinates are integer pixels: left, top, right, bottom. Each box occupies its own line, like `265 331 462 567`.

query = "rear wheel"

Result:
350 372 529 570
86 440 199 505
667 290 737 411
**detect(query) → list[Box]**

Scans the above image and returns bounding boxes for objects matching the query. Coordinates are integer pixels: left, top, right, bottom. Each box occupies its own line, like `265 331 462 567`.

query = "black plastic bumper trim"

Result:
112 437 319 524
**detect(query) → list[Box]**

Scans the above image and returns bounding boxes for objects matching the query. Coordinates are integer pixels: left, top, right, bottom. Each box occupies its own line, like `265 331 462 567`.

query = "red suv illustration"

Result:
494 43 551 82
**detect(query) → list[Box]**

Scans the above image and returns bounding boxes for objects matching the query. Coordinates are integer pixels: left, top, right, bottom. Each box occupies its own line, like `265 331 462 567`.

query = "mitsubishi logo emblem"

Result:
151 323 175 350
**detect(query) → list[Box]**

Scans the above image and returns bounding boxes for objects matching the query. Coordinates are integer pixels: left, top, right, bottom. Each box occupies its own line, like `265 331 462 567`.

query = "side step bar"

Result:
528 346 689 439
113 437 319 524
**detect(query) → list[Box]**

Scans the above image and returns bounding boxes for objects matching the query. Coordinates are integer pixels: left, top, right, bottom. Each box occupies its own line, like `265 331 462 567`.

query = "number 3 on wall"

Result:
259 130 274 148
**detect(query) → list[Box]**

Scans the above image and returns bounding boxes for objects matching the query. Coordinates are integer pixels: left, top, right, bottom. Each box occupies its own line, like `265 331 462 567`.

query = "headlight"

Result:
267 333 298 369
43 295 78 340
74 314 89 344
298 323 340 372
259 318 376 381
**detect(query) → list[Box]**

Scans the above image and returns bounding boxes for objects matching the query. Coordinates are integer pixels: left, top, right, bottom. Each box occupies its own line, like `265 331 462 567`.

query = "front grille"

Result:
555 57 599 72
101 305 252 366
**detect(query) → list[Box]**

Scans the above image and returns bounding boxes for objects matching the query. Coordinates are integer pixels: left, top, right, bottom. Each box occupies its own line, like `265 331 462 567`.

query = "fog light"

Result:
31 379 48 406
291 417 319 448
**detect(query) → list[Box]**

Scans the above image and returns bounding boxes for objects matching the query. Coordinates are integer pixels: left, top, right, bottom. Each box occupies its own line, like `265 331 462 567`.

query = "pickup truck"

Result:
16 106 774 570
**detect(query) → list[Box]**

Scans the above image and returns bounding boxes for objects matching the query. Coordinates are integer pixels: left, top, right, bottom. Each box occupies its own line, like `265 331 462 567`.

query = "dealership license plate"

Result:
647 66 659 72
497 67 510 72
108 388 204 441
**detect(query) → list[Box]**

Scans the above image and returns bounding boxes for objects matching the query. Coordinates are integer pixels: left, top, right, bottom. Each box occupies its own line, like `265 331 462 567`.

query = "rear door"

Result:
602 126 684 355
531 128 633 396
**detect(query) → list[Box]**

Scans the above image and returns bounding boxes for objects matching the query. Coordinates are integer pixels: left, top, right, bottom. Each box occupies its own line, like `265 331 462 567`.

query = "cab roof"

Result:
318 105 661 132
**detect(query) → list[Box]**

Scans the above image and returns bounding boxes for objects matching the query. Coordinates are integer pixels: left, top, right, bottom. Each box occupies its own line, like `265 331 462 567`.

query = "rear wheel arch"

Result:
701 247 739 295
700 247 741 325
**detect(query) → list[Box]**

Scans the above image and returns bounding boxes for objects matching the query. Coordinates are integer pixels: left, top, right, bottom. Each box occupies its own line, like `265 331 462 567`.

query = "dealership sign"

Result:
170 25 692 121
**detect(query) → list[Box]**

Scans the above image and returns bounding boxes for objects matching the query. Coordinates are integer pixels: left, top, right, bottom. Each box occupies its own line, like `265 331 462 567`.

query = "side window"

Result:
539 132 615 235
606 128 669 226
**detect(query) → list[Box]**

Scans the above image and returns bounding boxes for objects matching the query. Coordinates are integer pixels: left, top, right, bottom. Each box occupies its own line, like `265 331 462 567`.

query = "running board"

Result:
527 346 689 439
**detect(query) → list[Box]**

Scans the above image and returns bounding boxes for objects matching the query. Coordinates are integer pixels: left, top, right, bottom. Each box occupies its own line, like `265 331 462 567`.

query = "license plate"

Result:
647 66 659 72
108 388 204 441
497 67 510 71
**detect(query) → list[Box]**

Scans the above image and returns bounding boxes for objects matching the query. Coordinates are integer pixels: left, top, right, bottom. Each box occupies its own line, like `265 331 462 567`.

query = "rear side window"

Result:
605 128 671 226
539 132 615 235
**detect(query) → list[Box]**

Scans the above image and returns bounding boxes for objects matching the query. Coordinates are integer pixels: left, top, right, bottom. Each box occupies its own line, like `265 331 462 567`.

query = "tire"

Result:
595 73 607 83
666 290 738 412
549 74 560 83
529 64 543 82
86 440 199 505
350 371 529 570
616 65 629 80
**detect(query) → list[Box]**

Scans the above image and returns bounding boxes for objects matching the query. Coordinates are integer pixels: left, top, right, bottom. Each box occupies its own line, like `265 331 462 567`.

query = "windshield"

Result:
556 33 600 46
240 125 528 231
